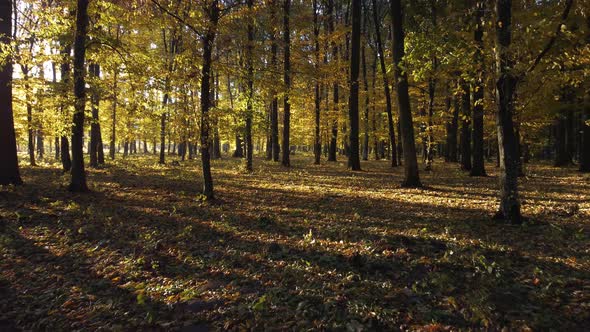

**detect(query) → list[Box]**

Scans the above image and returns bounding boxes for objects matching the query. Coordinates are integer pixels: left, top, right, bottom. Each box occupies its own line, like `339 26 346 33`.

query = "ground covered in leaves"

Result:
1 155 589 331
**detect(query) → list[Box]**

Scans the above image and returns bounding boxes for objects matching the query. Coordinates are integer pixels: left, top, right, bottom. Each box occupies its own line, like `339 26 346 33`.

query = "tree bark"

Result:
313 0 322 165
281 0 291 167
470 0 487 176
327 0 338 162
0 0 22 185
69 0 90 192
391 0 421 187
460 81 472 171
89 63 104 167
494 0 522 223
199 1 219 200
372 0 397 167
245 0 254 171
348 0 361 170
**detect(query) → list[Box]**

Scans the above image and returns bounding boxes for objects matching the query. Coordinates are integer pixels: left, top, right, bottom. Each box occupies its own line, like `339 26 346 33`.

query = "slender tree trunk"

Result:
327 0 338 162
348 0 361 170
313 0 321 165
245 0 255 171
89 63 103 167
69 0 90 192
372 0 397 167
494 0 521 223
0 0 22 185
61 48 72 173
391 0 421 187
109 69 117 159
581 96 590 172
361 32 369 161
281 0 291 167
460 81 472 171
199 1 219 200
159 92 168 164
470 1 487 176
23 72 36 166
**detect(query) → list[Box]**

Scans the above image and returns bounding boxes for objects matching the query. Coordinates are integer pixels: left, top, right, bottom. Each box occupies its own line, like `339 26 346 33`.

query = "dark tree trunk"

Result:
327 0 338 162
159 95 168 164
36 130 44 160
361 30 369 161
460 82 472 171
581 98 590 172
199 0 219 200
313 0 321 165
61 47 72 173
470 1 487 176
89 63 103 167
245 0 254 172
553 110 573 167
69 0 90 192
372 0 397 167
281 0 291 167
347 0 361 170
24 73 36 166
391 0 421 187
55 136 60 160
109 69 117 160
494 0 521 224
0 0 22 185
445 90 459 162
233 134 244 157
269 4 280 162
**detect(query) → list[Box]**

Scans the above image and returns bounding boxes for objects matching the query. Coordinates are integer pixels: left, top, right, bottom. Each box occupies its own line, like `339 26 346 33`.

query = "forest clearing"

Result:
1 155 589 330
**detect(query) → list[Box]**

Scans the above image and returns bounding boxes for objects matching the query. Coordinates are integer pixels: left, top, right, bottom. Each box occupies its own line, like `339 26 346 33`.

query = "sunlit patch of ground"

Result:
1 154 589 330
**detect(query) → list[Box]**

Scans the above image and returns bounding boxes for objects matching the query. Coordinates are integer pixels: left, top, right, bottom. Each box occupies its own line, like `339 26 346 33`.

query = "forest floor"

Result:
1 154 589 331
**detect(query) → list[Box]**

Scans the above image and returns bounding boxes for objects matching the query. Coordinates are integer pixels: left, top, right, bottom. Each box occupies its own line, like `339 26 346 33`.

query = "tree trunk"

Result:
361 30 369 161
470 1 487 176
69 0 90 192
0 0 22 185
199 1 219 200
89 63 103 168
494 0 521 224
581 97 590 172
391 0 421 187
109 69 117 160
372 0 397 167
348 0 361 170
313 0 321 165
460 81 472 171
327 0 338 162
281 0 291 167
245 0 254 171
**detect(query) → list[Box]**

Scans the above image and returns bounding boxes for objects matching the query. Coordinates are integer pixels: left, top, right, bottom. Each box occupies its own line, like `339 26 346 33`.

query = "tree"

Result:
347 0 361 170
89 63 104 167
69 0 90 192
0 0 23 185
460 81 472 171
200 0 220 200
327 0 338 162
245 0 254 172
269 1 280 162
470 0 487 177
371 0 397 167
494 0 521 223
313 0 321 165
391 0 421 188
281 0 291 167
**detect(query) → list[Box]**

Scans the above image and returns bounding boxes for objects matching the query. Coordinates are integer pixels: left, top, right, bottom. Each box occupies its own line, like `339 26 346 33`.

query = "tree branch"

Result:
526 0 574 74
